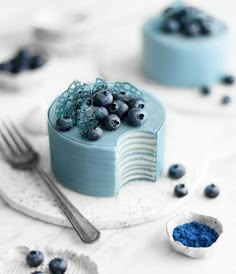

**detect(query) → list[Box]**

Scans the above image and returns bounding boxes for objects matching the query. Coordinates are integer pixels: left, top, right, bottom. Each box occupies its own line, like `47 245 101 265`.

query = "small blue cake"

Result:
142 3 230 87
48 79 166 197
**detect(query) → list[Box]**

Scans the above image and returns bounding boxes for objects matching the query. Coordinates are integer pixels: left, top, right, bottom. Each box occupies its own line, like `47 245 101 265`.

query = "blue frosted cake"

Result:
142 3 230 87
48 78 166 197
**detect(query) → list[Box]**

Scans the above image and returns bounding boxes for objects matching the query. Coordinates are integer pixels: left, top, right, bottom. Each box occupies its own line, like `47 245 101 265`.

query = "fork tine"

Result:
0 129 17 155
9 121 33 151
3 122 25 153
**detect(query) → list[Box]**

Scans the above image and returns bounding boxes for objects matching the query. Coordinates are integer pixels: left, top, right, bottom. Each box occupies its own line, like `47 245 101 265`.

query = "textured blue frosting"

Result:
142 17 230 87
48 83 166 197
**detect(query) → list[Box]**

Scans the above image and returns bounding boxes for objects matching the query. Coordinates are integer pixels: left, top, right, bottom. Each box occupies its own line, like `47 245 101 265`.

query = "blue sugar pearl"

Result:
173 221 219 247
26 250 44 267
49 258 68 274
204 184 220 198
168 164 186 179
200 86 211 96
221 95 232 105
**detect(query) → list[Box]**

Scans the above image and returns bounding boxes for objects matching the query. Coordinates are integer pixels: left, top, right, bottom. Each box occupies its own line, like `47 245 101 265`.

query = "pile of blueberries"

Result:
26 250 67 274
168 164 220 198
56 88 147 141
0 48 46 75
160 4 216 37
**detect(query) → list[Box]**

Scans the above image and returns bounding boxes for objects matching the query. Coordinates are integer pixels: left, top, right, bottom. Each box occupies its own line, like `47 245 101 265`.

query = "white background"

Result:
0 0 235 273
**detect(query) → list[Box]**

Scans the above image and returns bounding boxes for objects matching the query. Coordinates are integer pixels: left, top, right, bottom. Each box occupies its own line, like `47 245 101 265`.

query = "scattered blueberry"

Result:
56 116 73 131
161 18 180 33
168 164 186 179
113 91 131 103
108 100 129 119
204 184 220 198
26 250 44 268
49 258 68 274
127 108 147 127
93 90 113 107
87 127 103 141
200 86 211 96
30 55 46 70
221 95 232 105
174 184 188 198
94 106 109 122
221 75 235 85
104 114 121 130
128 97 145 109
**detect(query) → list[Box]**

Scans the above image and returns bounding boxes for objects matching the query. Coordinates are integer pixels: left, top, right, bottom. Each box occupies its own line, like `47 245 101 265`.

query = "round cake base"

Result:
0 118 207 230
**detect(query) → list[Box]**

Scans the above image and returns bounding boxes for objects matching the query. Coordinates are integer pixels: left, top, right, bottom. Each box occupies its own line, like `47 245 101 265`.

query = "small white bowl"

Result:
166 212 223 259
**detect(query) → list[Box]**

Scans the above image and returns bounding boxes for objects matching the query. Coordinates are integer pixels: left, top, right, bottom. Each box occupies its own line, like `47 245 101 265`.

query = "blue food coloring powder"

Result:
173 221 219 248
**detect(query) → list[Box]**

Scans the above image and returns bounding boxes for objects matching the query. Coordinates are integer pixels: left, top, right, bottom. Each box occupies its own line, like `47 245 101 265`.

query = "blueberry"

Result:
49 258 67 274
0 62 13 72
30 55 46 69
161 18 180 33
32 272 43 274
128 97 145 109
221 95 232 105
93 90 113 107
108 100 129 119
183 22 201 37
127 108 147 127
174 184 188 198
200 20 214 35
168 164 186 179
16 48 31 61
87 126 103 141
200 86 211 96
26 250 44 267
113 91 131 103
204 184 220 198
94 106 109 122
221 75 235 85
162 6 175 17
56 116 73 131
104 114 121 130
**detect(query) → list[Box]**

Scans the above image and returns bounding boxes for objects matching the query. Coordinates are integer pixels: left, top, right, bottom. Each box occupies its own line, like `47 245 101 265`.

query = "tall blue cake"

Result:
142 3 230 87
48 79 166 197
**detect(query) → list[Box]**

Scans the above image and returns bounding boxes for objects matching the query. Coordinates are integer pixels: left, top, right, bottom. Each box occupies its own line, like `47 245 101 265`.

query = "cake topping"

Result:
55 78 146 140
160 3 217 37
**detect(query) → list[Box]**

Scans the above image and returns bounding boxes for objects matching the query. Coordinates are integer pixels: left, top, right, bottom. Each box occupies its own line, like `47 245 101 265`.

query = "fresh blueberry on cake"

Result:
142 2 230 87
48 78 166 197
26 250 44 267
49 258 68 274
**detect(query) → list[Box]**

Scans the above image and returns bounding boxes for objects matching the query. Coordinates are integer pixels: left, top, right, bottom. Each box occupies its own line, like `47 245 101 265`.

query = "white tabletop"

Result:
0 0 235 273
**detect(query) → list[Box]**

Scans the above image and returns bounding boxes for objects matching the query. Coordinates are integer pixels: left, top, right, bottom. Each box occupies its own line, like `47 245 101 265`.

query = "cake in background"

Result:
48 78 166 197
142 2 230 87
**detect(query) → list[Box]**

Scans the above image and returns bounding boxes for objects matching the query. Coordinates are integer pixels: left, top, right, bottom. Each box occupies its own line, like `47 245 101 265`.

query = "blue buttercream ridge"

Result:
173 221 219 248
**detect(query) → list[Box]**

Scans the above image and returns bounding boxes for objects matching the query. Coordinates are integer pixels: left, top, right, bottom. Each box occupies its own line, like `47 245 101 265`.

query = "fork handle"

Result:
34 165 101 244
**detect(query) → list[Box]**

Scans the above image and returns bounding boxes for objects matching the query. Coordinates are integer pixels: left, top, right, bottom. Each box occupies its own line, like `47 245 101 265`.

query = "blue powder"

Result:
173 221 219 248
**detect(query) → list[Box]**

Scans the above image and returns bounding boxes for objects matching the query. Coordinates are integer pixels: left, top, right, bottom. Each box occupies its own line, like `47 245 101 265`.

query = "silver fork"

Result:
0 120 101 244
